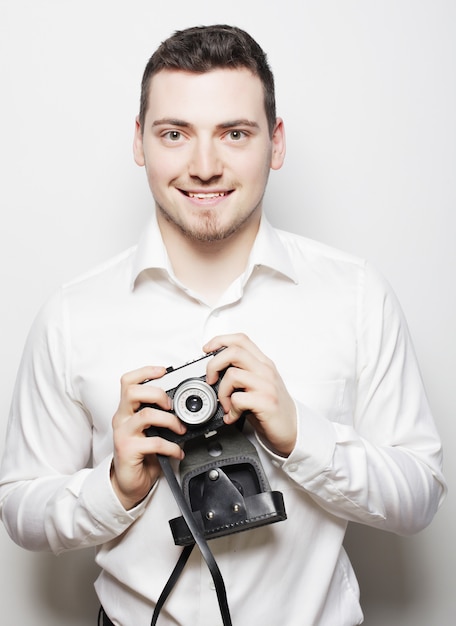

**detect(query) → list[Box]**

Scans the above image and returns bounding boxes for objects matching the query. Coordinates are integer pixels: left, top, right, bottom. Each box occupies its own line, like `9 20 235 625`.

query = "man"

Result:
0 24 446 626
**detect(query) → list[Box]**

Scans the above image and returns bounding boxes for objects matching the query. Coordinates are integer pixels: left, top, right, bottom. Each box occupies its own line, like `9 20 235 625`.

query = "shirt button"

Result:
287 464 298 473
209 580 216 590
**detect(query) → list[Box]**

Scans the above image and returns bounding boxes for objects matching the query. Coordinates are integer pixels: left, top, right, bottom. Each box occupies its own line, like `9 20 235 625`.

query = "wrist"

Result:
110 461 155 510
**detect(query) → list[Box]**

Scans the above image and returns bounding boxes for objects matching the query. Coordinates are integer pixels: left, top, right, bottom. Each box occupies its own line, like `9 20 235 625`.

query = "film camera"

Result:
143 350 227 444
142 350 287 545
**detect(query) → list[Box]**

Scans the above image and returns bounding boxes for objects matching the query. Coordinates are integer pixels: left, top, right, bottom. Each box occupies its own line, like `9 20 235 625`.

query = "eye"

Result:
227 129 247 141
164 130 182 141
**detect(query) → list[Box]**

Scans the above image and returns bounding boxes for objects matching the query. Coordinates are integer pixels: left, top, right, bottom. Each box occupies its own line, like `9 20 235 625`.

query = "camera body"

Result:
143 350 226 443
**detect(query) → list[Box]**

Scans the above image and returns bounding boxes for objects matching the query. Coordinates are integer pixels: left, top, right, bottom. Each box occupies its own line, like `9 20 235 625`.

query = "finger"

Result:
138 405 187 437
217 361 282 415
223 391 259 424
215 367 253 409
203 333 265 360
120 365 167 387
116 378 172 421
141 435 185 460
205 339 270 385
116 405 186 437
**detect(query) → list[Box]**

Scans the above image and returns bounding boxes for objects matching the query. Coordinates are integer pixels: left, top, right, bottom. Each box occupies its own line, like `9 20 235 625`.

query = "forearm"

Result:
0 456 150 554
258 402 446 535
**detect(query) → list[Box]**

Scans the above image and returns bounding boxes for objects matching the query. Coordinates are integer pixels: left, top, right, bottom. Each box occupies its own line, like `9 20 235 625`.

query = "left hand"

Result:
204 333 297 457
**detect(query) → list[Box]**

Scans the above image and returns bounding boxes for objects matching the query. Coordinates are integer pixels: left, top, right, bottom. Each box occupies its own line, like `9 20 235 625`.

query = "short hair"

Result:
139 24 276 136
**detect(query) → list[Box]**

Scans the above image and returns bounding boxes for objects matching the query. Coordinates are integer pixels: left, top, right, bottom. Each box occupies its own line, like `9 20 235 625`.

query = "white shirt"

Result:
0 214 446 626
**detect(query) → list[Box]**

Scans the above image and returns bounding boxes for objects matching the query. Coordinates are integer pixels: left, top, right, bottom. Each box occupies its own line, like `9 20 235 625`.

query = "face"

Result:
134 68 285 244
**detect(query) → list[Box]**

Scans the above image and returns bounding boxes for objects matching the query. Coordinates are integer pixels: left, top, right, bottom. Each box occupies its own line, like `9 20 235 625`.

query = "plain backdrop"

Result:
0 1 454 624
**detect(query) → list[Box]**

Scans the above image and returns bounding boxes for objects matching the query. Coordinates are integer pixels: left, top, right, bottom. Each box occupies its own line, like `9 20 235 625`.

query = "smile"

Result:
180 190 233 200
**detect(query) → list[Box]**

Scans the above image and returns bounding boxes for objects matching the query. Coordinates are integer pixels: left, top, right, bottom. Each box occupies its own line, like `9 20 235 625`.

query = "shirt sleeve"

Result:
0 289 151 554
258 262 447 535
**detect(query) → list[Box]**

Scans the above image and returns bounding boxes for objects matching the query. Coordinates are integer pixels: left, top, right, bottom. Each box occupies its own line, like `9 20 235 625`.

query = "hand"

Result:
204 334 297 457
111 365 186 510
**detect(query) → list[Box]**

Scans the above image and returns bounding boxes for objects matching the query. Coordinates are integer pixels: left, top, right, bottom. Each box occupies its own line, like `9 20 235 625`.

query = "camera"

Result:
142 350 227 443
142 350 287 546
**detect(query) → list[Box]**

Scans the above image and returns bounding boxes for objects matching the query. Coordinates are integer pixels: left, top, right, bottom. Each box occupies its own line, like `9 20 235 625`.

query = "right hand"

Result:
111 365 186 510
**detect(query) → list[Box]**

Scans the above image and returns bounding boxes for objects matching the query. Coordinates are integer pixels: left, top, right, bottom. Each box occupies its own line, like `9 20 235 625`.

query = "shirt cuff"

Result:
80 455 155 532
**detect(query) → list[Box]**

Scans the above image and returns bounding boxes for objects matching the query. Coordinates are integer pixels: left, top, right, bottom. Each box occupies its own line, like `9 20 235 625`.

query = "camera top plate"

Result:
143 349 224 393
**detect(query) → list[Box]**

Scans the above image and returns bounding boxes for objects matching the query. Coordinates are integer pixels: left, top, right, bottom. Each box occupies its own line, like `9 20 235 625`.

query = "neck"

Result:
157 211 260 306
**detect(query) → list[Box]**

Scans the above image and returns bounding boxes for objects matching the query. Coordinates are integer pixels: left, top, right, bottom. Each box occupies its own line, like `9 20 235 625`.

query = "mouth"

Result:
180 190 233 200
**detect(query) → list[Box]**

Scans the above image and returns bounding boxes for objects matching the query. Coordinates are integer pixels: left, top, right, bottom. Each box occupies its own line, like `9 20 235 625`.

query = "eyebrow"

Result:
152 118 260 130
152 118 191 128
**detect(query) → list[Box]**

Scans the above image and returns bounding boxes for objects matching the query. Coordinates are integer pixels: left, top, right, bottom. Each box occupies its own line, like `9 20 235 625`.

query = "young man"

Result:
0 25 446 626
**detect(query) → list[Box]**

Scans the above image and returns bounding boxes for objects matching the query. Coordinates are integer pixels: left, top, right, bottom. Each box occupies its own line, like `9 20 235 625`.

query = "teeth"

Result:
187 192 226 199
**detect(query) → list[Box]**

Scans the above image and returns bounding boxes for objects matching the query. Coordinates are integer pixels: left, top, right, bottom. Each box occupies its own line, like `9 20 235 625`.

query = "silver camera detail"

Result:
172 377 218 425
143 350 226 442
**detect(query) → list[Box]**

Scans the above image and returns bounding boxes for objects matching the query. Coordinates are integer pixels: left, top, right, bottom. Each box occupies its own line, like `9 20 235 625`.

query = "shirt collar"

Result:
130 212 170 289
248 215 298 284
131 211 298 290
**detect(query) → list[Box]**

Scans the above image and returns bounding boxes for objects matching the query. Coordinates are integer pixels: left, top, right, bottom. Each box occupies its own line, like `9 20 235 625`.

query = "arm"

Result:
203 267 446 536
0 290 184 553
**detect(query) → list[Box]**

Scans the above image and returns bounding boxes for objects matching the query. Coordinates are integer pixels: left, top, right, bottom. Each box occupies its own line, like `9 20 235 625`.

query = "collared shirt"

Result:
0 214 446 626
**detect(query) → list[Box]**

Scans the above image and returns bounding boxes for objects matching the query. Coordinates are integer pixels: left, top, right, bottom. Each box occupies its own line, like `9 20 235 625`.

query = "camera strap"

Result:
151 452 232 626
150 421 286 626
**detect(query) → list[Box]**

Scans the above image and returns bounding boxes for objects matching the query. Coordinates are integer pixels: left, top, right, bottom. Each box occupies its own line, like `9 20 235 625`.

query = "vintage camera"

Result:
142 350 227 444
143 350 287 546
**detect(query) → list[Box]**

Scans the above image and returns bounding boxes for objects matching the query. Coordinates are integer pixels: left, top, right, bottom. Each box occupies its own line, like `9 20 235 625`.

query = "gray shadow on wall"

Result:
344 522 415 617
36 548 100 624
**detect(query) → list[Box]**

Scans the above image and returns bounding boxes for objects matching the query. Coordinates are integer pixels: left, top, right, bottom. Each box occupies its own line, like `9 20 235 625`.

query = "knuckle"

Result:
120 371 133 388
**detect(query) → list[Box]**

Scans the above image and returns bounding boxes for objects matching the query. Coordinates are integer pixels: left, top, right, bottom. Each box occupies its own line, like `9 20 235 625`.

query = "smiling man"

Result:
0 25 446 626
136 69 281 244
133 64 285 304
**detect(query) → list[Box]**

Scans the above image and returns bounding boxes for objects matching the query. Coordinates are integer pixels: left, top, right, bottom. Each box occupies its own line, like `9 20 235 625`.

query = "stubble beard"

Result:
156 197 263 244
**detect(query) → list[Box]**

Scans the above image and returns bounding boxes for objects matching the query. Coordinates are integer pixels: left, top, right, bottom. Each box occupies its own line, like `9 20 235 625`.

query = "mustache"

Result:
173 175 238 190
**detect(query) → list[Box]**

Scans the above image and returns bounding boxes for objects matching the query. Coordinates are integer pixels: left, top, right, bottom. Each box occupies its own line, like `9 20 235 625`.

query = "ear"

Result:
133 116 145 166
270 117 286 171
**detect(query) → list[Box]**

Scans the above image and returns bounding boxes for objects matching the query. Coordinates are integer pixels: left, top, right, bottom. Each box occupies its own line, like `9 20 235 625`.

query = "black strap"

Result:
151 544 194 626
151 453 232 626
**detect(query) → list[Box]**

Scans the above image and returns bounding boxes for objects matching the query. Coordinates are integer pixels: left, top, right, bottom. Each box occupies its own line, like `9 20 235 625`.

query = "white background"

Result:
0 1 454 624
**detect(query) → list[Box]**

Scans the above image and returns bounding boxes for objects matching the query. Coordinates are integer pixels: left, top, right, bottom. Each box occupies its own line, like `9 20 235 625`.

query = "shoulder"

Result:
272 227 368 288
275 227 365 269
272 226 397 304
62 245 137 293
31 246 137 333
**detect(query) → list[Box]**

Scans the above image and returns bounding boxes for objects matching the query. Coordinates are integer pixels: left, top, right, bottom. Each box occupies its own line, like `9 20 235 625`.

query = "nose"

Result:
188 138 223 182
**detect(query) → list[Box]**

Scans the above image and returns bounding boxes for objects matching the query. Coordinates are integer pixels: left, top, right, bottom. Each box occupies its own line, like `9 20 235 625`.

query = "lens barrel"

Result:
173 378 218 425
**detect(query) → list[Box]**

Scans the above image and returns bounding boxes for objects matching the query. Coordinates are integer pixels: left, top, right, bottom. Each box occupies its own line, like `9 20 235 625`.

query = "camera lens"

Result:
186 395 203 413
173 378 218 425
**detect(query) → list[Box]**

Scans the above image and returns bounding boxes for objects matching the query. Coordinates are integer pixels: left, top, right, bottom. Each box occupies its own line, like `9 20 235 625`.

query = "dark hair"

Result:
139 25 276 136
